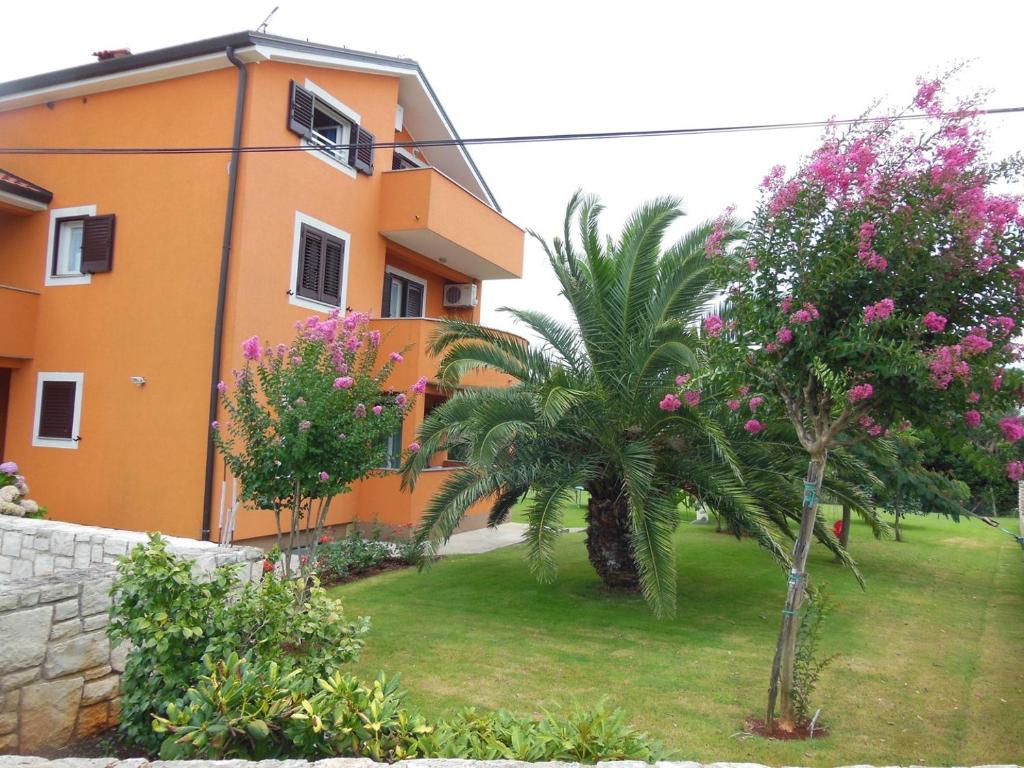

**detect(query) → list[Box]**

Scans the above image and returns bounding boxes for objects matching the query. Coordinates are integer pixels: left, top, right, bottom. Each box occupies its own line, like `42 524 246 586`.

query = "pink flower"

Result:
914 78 942 109
922 312 947 333
764 342 779 353
746 257 759 271
408 442 421 454
848 383 874 402
242 336 261 361
703 315 725 338
319 471 329 482
790 303 820 325
777 327 794 344
863 298 895 324
987 315 1016 335
992 374 1004 391
298 420 311 432
1007 460 1024 482
780 296 793 314
389 352 404 363
726 399 741 411
748 396 764 412
963 410 981 429
216 380 227 394
739 386 750 397
704 207 734 257
856 221 888 272
967 391 981 403
743 419 764 434
683 390 702 407
675 374 691 387
760 164 786 191
998 416 1024 443
211 420 219 429
372 404 383 416
334 376 354 389
354 404 366 418
367 330 381 346
412 377 427 394
395 393 407 407
659 394 682 412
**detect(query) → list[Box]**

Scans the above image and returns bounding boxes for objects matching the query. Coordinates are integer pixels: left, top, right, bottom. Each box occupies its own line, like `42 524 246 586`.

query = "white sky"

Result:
4 0 1023 336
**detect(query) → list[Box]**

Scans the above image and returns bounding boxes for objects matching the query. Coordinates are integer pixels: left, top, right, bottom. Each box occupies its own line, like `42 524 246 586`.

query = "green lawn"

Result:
328 508 1024 766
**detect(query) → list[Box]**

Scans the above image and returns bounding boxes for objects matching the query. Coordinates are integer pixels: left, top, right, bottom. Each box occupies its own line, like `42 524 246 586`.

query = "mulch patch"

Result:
744 715 829 740
319 559 413 587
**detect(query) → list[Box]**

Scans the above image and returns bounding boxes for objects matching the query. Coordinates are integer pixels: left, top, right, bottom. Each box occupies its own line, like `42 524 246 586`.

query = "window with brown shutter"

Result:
81 214 115 273
33 373 83 448
296 224 346 307
287 81 374 175
51 212 116 278
381 270 427 318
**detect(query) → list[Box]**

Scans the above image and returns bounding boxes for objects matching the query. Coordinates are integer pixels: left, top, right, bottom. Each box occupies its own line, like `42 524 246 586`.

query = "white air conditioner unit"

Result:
443 283 478 308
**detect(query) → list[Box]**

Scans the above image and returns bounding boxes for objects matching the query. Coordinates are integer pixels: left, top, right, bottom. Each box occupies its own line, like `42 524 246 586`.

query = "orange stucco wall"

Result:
0 56 523 544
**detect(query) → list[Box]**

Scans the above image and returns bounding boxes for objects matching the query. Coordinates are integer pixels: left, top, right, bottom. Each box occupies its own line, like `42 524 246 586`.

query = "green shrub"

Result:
154 654 662 763
109 533 367 750
791 586 836 723
312 525 423 582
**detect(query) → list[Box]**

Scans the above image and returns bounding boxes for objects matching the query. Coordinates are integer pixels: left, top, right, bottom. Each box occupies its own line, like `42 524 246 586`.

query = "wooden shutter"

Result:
288 81 315 139
320 236 345 306
38 381 76 439
381 273 394 317
297 226 323 300
404 281 424 318
81 214 115 273
352 126 375 175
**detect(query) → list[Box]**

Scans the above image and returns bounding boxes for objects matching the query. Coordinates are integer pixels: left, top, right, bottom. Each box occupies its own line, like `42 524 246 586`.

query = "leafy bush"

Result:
791 587 836 722
153 654 662 763
312 525 424 582
109 534 367 750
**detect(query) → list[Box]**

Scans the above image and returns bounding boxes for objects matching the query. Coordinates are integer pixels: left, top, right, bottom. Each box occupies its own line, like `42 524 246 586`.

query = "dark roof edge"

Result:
0 170 54 204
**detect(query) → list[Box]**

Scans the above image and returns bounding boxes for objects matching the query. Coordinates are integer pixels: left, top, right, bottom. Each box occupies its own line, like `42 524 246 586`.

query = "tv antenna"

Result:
257 6 279 33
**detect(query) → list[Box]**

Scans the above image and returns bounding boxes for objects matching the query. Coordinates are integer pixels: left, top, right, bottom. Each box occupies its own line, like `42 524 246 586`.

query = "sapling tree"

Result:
214 310 424 579
693 76 1024 730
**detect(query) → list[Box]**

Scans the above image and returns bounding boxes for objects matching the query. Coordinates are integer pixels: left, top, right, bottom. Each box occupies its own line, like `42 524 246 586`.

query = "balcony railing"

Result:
0 284 39 360
379 167 524 281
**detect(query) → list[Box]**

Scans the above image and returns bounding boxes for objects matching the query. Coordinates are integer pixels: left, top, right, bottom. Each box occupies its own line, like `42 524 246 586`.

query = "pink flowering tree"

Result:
213 310 422 579
701 77 1024 730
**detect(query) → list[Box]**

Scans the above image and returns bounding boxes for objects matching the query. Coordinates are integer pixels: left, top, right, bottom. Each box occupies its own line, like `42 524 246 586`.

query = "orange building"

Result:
0 32 524 544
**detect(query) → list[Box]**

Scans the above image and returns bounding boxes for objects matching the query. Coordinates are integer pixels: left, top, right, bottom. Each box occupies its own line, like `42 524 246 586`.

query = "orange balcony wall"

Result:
0 285 39 359
369 317 521 391
379 168 524 281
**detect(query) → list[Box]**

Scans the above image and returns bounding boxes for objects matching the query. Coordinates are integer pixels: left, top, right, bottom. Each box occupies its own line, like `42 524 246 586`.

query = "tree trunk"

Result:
766 451 827 731
839 504 851 549
585 481 640 591
894 508 902 542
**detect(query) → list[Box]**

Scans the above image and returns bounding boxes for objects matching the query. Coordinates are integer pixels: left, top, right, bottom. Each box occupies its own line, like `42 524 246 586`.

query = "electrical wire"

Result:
0 106 1021 156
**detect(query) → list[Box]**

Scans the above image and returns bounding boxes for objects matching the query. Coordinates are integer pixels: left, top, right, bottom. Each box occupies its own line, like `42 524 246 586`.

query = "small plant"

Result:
790 586 836 724
0 460 45 518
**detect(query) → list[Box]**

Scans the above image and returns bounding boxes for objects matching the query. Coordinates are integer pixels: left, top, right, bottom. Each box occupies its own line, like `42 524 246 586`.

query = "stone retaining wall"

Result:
0 758 1018 768
0 516 265 755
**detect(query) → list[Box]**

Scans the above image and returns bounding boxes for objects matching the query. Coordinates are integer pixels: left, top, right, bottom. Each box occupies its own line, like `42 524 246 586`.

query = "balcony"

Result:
0 285 38 361
379 167 524 281
368 316 523 391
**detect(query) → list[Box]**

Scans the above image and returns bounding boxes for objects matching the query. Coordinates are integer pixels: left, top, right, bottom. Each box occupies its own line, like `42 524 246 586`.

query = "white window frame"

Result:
32 372 85 449
384 265 428 318
392 146 427 169
44 205 96 287
289 211 352 313
301 79 360 179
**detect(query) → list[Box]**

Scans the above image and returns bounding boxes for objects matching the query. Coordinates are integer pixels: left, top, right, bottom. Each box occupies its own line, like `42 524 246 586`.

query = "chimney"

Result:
92 49 132 61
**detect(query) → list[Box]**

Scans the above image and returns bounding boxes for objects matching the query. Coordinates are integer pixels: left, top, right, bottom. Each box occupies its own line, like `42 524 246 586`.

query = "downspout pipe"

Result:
201 46 247 540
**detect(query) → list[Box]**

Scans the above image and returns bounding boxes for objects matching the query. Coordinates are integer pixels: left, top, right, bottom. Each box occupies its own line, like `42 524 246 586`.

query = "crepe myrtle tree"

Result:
213 310 425 579
689 76 1024 731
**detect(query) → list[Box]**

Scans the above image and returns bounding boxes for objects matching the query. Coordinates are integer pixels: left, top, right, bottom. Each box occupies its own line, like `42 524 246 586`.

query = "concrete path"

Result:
437 522 584 555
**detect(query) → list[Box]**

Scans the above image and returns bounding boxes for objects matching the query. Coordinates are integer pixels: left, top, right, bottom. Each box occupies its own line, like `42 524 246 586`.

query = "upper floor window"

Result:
288 80 375 176
45 206 115 286
392 147 426 171
382 268 426 318
289 212 351 312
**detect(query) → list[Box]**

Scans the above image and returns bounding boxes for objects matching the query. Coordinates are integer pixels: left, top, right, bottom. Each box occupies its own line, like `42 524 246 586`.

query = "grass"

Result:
328 506 1024 766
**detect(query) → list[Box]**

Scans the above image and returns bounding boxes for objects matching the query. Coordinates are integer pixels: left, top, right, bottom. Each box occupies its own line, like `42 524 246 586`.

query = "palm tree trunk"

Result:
766 451 827 731
585 480 640 591
839 503 851 549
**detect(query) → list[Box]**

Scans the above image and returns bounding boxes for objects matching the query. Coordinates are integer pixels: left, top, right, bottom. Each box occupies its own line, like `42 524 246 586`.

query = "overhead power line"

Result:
0 106 1021 156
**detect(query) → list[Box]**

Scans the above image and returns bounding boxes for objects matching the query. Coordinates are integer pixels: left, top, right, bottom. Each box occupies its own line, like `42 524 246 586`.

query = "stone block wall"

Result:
0 516 265 755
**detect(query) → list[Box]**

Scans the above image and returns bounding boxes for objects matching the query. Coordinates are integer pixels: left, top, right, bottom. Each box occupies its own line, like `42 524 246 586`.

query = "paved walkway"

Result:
437 522 584 555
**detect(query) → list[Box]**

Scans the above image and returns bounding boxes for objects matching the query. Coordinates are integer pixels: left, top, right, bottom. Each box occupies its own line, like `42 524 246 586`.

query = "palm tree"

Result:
401 193 864 616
